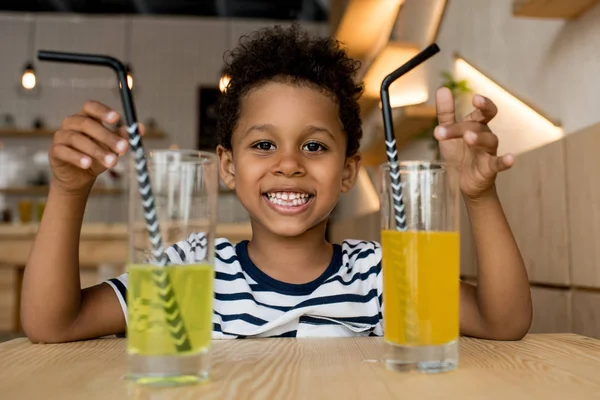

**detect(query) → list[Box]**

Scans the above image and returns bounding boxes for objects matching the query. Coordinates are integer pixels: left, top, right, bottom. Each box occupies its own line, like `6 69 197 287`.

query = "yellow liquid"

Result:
127 263 214 356
381 230 459 346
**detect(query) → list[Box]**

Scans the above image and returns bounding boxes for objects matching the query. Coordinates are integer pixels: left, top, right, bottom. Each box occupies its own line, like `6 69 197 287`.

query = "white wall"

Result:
422 0 600 154
347 0 600 223
0 12 327 223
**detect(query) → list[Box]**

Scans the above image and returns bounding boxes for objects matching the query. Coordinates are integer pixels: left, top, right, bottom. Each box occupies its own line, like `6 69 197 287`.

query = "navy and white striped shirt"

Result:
106 233 383 339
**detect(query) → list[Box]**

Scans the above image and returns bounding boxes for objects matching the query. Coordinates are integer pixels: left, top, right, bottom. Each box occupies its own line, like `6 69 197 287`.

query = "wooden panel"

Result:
495 139 570 285
513 0 600 19
529 287 571 334
455 284 572 334
334 0 402 67
572 290 600 339
80 270 99 290
0 267 101 333
0 240 127 267
328 211 380 244
0 222 252 241
456 284 572 334
392 0 449 46
565 123 600 288
0 223 253 266
459 198 477 278
0 268 16 332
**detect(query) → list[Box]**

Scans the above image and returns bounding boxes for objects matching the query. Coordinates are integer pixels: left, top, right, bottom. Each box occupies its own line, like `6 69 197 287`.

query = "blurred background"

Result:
1 0 600 340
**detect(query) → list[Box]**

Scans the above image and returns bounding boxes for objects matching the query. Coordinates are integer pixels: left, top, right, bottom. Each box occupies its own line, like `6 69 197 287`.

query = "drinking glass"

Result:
127 149 219 385
379 161 460 373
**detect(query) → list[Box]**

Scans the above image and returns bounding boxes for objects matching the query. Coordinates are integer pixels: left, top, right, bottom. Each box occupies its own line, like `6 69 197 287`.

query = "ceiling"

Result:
0 0 329 21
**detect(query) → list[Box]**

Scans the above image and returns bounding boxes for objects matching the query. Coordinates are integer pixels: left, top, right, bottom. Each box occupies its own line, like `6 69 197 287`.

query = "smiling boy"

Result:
20 25 532 342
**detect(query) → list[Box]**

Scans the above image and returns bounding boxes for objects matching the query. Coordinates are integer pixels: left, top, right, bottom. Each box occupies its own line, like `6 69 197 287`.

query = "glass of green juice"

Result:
127 149 219 385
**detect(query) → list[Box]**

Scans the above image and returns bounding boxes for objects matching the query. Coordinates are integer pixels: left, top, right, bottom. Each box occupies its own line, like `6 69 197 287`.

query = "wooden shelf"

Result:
0 186 123 196
0 128 166 138
513 0 600 19
1 186 235 196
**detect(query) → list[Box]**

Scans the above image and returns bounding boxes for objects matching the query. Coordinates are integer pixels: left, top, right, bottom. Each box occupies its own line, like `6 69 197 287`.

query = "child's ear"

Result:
217 145 236 190
341 152 362 193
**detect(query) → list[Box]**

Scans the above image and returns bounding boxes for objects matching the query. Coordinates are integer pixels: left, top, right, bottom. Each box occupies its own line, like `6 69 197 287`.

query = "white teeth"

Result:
266 191 312 207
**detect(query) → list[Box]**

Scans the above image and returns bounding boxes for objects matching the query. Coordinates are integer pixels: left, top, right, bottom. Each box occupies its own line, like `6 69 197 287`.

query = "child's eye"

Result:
252 141 275 151
303 142 327 152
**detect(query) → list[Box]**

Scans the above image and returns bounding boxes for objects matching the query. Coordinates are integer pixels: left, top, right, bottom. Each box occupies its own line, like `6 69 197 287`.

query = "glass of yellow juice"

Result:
127 149 219 385
379 161 460 373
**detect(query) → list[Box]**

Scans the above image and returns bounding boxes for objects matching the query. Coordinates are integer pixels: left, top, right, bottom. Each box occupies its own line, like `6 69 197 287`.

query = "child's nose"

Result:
272 149 306 177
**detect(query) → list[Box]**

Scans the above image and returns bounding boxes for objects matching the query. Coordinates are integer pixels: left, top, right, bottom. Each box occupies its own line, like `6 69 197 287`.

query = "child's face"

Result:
218 81 361 238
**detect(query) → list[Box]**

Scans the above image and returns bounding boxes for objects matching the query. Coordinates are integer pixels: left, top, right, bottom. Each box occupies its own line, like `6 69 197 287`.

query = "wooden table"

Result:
1 334 600 399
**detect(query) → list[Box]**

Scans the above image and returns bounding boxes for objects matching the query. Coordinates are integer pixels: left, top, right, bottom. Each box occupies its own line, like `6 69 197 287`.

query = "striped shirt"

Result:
105 233 383 339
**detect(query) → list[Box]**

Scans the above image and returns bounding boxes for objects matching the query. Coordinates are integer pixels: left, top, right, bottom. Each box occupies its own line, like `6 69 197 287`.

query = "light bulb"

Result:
219 74 230 93
22 66 36 90
127 72 133 89
119 65 134 90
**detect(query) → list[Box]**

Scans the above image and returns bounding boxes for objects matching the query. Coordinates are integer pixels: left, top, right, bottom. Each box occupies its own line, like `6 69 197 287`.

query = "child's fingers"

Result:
62 115 128 155
50 143 93 170
54 129 118 169
79 100 120 125
435 87 457 126
434 121 484 140
463 94 498 124
490 153 515 174
464 130 499 153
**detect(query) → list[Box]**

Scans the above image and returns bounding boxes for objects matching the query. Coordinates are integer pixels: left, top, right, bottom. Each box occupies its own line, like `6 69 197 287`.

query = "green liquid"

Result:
127 263 214 356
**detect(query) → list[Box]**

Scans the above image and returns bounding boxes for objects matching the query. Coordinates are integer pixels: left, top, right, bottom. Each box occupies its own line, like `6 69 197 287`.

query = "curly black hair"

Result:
217 24 363 156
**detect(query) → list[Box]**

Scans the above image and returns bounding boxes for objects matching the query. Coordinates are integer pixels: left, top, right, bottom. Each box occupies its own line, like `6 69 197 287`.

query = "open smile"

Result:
262 191 314 215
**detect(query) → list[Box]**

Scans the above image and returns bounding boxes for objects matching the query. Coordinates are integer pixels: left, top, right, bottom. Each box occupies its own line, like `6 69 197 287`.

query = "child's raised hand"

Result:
433 87 514 200
49 101 144 195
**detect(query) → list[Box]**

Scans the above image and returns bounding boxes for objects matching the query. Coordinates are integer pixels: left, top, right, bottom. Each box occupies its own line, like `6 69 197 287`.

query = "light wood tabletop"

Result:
1 334 600 399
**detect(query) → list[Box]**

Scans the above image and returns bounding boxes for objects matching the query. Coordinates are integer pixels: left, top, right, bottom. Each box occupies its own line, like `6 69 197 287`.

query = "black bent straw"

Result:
38 51 164 260
379 44 440 344
380 43 440 231
37 50 192 352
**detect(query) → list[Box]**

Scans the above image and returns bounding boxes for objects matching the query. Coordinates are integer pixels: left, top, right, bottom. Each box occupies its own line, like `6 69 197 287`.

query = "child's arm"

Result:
434 87 533 340
459 189 531 340
21 187 126 343
21 101 131 343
